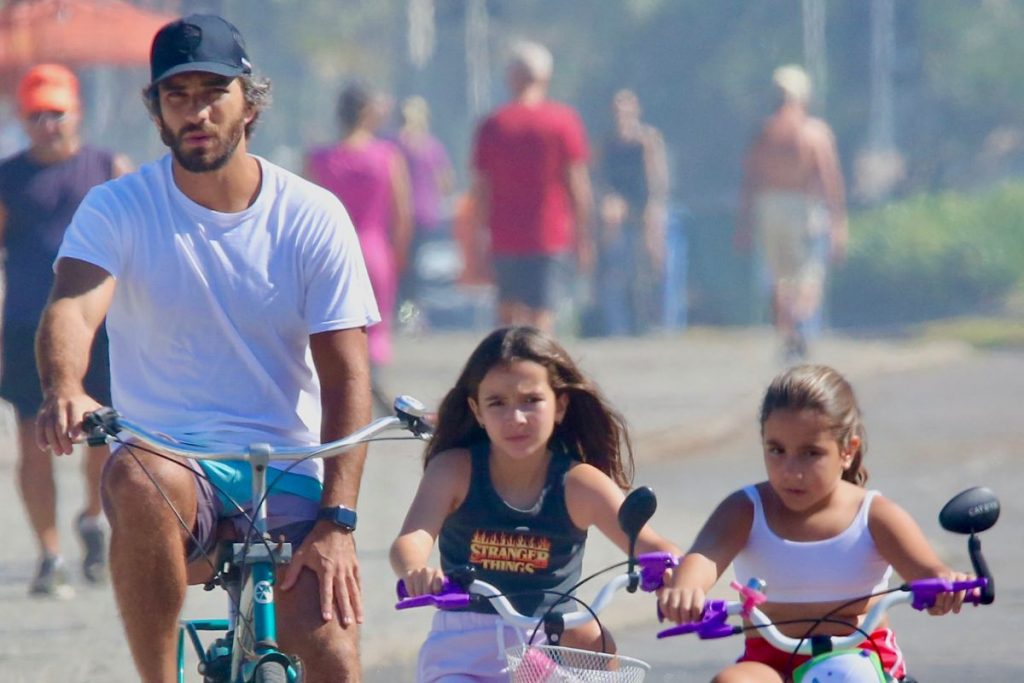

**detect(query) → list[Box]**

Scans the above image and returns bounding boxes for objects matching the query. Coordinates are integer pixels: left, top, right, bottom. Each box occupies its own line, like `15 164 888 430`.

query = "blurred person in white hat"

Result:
735 64 847 362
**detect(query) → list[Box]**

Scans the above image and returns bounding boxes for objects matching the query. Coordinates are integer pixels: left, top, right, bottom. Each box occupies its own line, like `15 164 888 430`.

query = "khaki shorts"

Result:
753 190 828 288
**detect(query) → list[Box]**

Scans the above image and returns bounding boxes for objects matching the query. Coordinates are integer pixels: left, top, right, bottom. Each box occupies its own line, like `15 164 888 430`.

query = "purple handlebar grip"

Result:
637 551 679 592
657 599 735 640
395 578 473 610
907 577 988 610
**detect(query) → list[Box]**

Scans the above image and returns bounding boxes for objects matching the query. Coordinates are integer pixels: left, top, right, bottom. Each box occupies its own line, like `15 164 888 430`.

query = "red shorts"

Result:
738 628 907 680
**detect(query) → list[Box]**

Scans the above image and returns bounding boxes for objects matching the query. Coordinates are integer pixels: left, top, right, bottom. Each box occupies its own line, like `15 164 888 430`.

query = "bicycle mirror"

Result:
619 486 658 543
939 486 1000 535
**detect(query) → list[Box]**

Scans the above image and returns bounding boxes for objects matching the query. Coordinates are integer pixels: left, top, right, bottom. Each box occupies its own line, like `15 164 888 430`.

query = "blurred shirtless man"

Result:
736 65 847 361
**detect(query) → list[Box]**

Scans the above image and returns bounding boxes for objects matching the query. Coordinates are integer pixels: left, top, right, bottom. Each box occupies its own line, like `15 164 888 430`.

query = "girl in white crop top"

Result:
661 365 975 683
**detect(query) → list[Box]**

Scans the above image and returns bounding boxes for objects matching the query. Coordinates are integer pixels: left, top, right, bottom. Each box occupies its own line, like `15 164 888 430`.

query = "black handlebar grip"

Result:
83 407 121 447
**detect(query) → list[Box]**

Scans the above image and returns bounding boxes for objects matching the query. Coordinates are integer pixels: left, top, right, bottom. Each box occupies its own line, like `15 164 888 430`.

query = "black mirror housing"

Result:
939 486 1000 535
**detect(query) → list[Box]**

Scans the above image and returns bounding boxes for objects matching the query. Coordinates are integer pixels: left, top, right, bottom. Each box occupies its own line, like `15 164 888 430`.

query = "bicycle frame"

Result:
185 443 300 683
85 396 432 683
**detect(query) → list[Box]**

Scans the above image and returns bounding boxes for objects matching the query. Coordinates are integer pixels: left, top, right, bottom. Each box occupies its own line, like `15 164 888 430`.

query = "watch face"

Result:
320 506 357 530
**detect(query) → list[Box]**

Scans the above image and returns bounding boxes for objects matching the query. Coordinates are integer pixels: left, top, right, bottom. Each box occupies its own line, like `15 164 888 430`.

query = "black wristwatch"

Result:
317 505 358 532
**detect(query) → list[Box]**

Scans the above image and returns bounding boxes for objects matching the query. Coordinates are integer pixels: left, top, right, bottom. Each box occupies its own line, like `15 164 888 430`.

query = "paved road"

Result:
1 328 1017 681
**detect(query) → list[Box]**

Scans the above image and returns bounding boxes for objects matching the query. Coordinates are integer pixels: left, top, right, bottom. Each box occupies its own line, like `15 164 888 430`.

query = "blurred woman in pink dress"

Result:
307 81 412 407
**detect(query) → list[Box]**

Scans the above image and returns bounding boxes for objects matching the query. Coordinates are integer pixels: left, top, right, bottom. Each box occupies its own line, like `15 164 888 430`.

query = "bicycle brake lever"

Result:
657 599 736 639
636 551 679 592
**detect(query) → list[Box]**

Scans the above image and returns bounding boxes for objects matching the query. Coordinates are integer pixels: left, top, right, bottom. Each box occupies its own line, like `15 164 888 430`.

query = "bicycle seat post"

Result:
248 443 273 539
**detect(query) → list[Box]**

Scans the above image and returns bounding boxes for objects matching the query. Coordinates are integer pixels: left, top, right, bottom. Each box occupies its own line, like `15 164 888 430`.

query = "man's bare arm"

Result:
735 136 765 251
35 258 115 453
280 326 373 624
468 170 493 269
389 154 414 275
642 128 670 269
566 161 595 271
809 120 848 256
310 327 373 508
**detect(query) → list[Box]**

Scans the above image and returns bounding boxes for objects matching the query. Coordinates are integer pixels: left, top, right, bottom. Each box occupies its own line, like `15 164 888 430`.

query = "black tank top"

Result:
0 145 115 323
439 441 588 616
601 136 648 208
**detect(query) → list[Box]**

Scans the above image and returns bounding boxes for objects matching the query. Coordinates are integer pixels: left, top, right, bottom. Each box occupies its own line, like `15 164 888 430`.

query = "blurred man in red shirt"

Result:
470 40 593 333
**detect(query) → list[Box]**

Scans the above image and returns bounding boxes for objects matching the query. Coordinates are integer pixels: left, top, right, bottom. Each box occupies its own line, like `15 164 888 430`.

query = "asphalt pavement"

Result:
0 326 979 681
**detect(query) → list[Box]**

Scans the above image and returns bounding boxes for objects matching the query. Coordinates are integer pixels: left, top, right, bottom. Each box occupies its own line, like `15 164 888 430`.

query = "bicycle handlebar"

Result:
82 394 434 461
657 576 990 653
396 551 678 631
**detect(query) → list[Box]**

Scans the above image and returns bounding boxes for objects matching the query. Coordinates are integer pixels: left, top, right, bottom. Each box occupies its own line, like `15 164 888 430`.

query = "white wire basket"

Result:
505 644 650 683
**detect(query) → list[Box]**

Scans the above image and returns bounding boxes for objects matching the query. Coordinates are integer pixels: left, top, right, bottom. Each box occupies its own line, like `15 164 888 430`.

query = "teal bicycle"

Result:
84 396 433 683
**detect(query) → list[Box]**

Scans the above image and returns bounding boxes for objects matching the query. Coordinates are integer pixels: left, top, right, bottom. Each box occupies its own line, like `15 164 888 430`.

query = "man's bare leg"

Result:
499 300 556 334
524 307 555 335
103 448 197 683
499 300 530 327
17 417 59 557
82 445 109 517
277 567 361 683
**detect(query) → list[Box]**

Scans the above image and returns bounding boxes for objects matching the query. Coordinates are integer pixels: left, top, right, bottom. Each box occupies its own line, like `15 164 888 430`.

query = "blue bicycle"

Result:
84 396 433 683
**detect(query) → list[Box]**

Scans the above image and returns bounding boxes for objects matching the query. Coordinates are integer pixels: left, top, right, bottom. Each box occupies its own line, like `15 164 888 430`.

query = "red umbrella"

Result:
0 0 176 72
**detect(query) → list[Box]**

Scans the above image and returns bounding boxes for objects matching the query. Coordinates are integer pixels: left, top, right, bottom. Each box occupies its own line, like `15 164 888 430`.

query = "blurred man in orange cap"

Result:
0 63 131 597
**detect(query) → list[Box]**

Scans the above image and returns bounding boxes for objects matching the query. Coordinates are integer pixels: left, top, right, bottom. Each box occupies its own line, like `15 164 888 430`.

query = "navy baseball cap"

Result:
149 14 252 86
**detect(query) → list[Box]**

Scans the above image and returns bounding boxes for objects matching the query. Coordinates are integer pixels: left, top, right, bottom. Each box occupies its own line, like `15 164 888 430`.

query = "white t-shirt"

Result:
57 154 380 481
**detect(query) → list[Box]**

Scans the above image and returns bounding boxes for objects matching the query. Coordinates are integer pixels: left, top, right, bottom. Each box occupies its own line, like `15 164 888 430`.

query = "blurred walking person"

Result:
307 81 412 411
470 40 593 334
736 64 847 361
394 96 454 326
596 88 669 336
0 64 131 596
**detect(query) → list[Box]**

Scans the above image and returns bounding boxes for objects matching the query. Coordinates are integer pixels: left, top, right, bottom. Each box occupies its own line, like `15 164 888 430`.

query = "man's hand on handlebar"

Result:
35 391 102 455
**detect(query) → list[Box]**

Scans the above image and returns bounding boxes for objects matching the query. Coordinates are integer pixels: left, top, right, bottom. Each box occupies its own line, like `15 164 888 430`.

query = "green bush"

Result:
829 182 1024 328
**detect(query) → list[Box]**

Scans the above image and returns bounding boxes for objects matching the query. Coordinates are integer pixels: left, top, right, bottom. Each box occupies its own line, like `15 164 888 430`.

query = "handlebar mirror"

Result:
939 486 1000 535
619 486 657 544
394 395 427 418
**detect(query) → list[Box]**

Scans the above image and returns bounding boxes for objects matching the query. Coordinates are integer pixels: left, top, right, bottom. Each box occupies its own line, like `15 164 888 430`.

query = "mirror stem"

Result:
968 533 996 605
626 538 639 593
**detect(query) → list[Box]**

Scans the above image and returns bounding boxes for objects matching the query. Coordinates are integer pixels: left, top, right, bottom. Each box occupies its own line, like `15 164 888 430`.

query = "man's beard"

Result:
160 116 245 173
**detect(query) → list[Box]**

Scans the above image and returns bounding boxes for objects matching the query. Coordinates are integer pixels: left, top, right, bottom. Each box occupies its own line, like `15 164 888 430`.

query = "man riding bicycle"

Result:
34 14 378 683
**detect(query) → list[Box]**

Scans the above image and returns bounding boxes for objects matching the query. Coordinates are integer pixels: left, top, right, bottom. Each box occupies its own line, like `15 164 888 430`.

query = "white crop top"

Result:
731 485 893 603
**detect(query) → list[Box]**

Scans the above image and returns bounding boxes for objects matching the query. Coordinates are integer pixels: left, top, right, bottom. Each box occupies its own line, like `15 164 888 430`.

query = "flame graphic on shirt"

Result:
469 530 551 574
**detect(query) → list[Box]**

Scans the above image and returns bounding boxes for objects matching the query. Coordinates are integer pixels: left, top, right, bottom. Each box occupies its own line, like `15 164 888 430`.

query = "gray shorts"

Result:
101 448 319 564
493 253 571 311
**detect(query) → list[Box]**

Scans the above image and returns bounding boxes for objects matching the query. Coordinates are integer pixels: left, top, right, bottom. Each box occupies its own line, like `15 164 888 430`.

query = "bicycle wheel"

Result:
252 661 288 683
